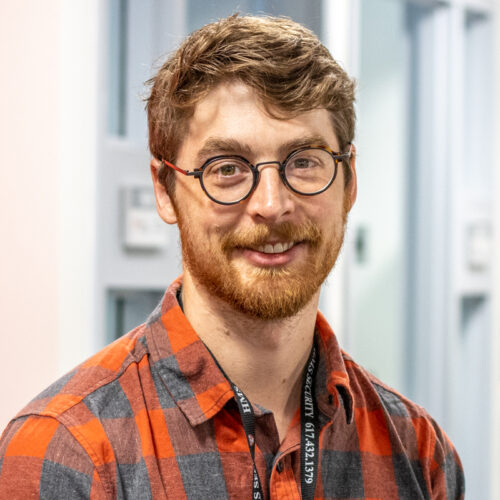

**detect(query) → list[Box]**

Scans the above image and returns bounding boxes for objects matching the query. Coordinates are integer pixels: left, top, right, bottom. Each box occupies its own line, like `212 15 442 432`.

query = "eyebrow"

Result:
196 138 253 164
195 135 334 165
277 136 333 157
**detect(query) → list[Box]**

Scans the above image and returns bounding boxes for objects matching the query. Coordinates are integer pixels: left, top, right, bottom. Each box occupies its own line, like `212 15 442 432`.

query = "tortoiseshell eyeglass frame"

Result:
160 144 352 206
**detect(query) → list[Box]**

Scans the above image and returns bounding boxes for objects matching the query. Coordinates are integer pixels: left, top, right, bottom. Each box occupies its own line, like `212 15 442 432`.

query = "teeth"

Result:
274 243 284 253
256 242 295 254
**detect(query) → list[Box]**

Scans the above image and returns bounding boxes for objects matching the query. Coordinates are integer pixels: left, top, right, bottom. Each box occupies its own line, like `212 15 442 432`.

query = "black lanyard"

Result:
230 345 319 500
299 344 320 500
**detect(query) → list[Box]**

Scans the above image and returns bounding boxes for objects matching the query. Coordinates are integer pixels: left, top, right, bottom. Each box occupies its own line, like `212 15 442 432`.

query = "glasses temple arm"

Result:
161 159 198 176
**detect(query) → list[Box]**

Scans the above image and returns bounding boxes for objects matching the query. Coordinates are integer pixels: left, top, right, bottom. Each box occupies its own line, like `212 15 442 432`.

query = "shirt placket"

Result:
269 446 302 500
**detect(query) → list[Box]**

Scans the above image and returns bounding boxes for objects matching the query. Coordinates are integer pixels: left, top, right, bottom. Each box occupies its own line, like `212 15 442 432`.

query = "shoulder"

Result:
342 350 433 421
14 323 149 422
0 324 151 498
0 414 107 497
342 352 465 498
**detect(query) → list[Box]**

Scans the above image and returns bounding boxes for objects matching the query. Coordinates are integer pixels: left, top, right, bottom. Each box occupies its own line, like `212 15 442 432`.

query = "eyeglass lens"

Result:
202 148 336 204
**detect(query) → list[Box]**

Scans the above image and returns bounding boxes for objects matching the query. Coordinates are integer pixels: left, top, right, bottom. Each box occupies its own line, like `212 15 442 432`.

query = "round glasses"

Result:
162 145 351 205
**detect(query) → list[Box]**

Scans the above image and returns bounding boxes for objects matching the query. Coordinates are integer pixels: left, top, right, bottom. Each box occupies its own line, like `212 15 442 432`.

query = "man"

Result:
0 15 464 499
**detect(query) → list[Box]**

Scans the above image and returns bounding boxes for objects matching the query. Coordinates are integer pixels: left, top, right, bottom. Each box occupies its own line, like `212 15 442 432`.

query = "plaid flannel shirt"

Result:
0 277 464 499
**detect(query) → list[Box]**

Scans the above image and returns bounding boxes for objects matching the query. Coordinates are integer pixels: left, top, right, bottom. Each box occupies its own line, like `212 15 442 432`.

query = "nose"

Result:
245 163 295 222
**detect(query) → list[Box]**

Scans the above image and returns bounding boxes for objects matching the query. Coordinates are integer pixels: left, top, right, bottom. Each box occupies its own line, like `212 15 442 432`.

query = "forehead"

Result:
178 82 339 159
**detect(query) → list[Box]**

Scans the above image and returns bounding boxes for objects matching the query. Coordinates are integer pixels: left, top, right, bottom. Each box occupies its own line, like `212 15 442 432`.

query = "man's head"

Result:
148 15 357 320
147 14 356 194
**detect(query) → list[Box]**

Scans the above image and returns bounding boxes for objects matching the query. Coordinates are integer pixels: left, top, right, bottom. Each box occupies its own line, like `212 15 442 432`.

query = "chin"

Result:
216 267 325 320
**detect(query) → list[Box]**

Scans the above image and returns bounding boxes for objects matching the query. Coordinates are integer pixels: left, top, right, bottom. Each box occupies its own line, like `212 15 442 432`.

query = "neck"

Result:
181 271 319 438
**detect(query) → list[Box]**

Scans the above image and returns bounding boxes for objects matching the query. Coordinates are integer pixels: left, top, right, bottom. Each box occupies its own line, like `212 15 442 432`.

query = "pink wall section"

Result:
0 2 61 430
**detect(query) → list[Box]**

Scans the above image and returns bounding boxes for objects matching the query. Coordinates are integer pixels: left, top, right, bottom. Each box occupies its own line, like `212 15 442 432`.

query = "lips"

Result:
240 241 302 267
220 221 322 258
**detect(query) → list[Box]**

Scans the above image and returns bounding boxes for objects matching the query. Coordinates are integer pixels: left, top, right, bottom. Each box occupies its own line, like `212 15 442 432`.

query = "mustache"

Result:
220 221 322 253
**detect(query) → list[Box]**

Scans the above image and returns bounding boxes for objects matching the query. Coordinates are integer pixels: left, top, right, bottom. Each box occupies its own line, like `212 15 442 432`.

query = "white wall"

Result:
347 0 408 392
57 0 99 375
492 2 500 497
0 0 98 431
0 1 61 431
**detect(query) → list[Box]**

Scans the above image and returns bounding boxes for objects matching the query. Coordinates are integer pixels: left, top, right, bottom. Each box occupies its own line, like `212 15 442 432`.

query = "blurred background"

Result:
0 0 498 497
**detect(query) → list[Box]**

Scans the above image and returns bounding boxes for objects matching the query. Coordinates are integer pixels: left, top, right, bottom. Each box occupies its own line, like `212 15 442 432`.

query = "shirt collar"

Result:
145 277 353 427
314 311 354 424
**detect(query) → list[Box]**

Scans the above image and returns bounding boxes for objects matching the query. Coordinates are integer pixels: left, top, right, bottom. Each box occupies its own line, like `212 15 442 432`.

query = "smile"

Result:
256 241 296 254
238 240 304 267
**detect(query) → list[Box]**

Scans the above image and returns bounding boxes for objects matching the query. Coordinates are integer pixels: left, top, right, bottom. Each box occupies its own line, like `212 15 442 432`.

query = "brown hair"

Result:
146 14 356 192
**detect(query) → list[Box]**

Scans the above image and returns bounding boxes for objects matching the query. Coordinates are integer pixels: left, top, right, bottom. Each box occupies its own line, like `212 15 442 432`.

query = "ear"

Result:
345 144 357 212
150 158 178 224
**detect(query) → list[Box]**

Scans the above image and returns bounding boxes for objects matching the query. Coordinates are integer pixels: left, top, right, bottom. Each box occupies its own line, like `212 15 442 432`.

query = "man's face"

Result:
152 82 356 319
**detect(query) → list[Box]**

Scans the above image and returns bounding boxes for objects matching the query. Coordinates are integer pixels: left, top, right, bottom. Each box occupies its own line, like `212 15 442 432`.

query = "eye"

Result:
203 158 252 186
216 163 241 176
288 153 322 170
292 157 316 169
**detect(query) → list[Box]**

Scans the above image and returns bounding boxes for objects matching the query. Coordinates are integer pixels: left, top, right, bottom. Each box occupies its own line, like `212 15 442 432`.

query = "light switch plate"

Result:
121 185 168 251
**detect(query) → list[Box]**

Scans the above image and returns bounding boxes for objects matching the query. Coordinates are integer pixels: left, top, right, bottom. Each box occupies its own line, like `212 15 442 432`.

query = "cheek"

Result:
200 202 246 235
175 182 241 229
185 212 242 248
309 197 347 238
306 194 343 222
176 178 204 210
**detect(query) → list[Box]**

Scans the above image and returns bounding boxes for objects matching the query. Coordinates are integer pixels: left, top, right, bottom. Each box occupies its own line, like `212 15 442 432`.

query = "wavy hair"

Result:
146 14 356 192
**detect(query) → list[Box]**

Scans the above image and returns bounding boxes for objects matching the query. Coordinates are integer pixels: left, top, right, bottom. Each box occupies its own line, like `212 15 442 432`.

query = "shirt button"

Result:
276 461 283 473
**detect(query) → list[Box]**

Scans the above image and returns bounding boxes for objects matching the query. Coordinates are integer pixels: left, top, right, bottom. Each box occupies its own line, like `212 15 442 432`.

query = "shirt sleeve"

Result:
414 413 465 499
0 415 108 499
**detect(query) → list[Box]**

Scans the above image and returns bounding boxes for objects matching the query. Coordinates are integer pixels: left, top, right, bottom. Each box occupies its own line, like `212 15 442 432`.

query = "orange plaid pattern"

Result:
0 278 464 498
